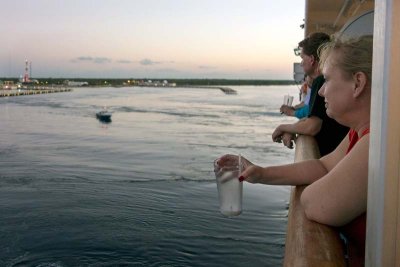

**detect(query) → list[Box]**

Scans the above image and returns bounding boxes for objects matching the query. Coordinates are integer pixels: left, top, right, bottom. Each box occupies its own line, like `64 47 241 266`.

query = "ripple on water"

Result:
0 86 298 267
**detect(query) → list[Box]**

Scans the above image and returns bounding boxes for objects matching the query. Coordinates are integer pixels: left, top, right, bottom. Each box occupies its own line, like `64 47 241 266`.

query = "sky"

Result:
1 0 305 79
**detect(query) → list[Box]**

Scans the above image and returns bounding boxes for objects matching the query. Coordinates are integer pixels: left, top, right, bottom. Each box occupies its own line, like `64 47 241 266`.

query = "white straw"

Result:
238 154 242 174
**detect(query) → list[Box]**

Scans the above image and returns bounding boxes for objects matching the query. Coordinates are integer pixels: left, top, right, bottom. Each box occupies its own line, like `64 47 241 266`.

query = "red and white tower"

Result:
23 60 30 83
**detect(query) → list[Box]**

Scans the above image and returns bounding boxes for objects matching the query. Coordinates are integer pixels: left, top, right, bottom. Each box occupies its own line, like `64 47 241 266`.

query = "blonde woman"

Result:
216 35 373 266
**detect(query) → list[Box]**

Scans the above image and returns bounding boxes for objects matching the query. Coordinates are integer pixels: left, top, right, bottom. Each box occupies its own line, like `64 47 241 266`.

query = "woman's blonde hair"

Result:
318 35 373 83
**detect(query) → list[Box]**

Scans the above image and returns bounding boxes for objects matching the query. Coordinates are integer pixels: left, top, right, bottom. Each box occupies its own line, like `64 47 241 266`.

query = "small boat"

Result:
96 110 112 122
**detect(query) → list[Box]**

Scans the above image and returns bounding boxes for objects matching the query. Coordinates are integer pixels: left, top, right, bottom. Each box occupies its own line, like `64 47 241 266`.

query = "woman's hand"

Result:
239 164 265 184
215 154 264 184
215 154 250 173
280 105 295 116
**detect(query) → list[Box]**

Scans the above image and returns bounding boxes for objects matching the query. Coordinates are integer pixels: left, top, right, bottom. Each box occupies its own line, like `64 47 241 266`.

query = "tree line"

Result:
0 77 295 86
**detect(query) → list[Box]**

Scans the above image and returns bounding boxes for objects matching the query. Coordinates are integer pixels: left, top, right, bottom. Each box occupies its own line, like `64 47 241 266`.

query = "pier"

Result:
0 87 72 97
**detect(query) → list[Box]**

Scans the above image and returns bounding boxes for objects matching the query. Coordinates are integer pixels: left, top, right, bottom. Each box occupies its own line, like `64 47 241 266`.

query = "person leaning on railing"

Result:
216 35 373 267
273 32 349 156
280 75 313 119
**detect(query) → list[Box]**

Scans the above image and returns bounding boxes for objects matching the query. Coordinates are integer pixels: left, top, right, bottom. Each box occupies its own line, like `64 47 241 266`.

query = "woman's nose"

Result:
318 83 326 96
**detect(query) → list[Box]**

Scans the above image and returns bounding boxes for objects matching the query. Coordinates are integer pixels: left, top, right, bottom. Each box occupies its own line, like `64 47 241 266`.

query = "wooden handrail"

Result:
283 135 346 267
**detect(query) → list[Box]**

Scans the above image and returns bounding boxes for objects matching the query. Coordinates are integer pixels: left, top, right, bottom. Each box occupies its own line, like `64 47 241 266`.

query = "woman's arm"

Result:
293 102 305 109
218 134 348 186
244 133 349 185
300 135 369 227
217 154 328 186
218 132 350 188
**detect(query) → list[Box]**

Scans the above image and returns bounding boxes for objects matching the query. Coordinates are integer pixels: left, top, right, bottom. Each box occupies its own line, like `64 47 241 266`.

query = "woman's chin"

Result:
326 110 335 119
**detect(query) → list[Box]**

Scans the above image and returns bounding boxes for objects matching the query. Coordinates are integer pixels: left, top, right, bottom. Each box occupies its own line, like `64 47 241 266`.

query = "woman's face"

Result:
305 75 313 87
318 52 355 121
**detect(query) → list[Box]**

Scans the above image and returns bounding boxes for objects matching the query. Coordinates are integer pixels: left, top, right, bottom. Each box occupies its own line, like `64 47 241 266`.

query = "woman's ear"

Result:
353 72 367 98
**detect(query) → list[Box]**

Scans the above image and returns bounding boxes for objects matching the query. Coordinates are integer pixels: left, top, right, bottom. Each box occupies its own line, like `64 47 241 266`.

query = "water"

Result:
0 85 299 267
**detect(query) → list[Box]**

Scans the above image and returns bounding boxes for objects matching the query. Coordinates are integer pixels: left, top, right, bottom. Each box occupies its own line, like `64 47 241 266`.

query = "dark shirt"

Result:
308 75 349 156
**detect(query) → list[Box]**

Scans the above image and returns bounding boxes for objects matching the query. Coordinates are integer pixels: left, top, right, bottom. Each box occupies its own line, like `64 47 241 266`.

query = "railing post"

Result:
283 135 346 267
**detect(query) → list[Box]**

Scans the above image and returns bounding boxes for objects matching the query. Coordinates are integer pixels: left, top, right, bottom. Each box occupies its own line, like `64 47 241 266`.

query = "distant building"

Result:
136 79 176 87
2 81 16 90
64 80 89 87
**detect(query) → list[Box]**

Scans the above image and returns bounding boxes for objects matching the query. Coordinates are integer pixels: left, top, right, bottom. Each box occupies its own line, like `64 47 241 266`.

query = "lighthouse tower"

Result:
23 60 30 83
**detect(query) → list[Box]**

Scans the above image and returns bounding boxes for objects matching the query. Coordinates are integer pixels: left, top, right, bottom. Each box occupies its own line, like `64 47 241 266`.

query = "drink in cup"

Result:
214 155 243 217
283 95 289 105
288 95 294 106
283 94 294 106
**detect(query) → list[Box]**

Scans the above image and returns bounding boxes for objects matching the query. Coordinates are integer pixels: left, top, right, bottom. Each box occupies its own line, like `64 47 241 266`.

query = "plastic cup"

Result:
283 95 289 105
288 96 294 106
214 155 243 217
283 94 294 106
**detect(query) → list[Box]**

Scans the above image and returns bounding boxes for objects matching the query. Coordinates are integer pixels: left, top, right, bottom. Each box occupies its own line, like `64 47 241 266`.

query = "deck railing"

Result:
283 135 346 267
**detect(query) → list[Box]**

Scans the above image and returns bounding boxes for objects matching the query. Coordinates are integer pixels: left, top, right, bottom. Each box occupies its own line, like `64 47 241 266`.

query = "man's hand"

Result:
272 125 296 149
282 132 296 149
272 125 284 143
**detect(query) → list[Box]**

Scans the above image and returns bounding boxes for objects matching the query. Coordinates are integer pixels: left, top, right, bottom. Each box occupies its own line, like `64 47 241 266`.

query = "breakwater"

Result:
0 88 72 97
136 85 237 94
183 86 237 94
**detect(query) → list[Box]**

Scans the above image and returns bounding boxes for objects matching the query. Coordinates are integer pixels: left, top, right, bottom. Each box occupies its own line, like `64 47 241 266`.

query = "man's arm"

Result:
272 116 322 142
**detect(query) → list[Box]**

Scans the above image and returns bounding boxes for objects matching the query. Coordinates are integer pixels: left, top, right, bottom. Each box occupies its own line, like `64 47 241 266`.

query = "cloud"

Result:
140 58 161 66
93 57 112 64
154 68 181 73
198 65 217 69
116 59 134 64
71 56 112 64
77 56 93 61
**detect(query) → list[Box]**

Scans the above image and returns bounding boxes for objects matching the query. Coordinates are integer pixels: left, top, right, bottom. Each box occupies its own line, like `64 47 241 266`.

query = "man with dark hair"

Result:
273 32 349 156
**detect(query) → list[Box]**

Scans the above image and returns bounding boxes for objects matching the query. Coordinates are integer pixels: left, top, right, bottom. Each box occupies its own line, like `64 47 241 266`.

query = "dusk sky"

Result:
1 0 305 79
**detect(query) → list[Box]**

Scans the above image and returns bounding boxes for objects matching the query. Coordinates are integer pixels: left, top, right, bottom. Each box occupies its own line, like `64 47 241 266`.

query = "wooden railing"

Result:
283 135 346 267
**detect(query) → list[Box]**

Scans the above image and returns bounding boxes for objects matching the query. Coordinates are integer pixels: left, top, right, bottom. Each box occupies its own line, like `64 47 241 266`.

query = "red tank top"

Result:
346 128 370 153
341 128 370 266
